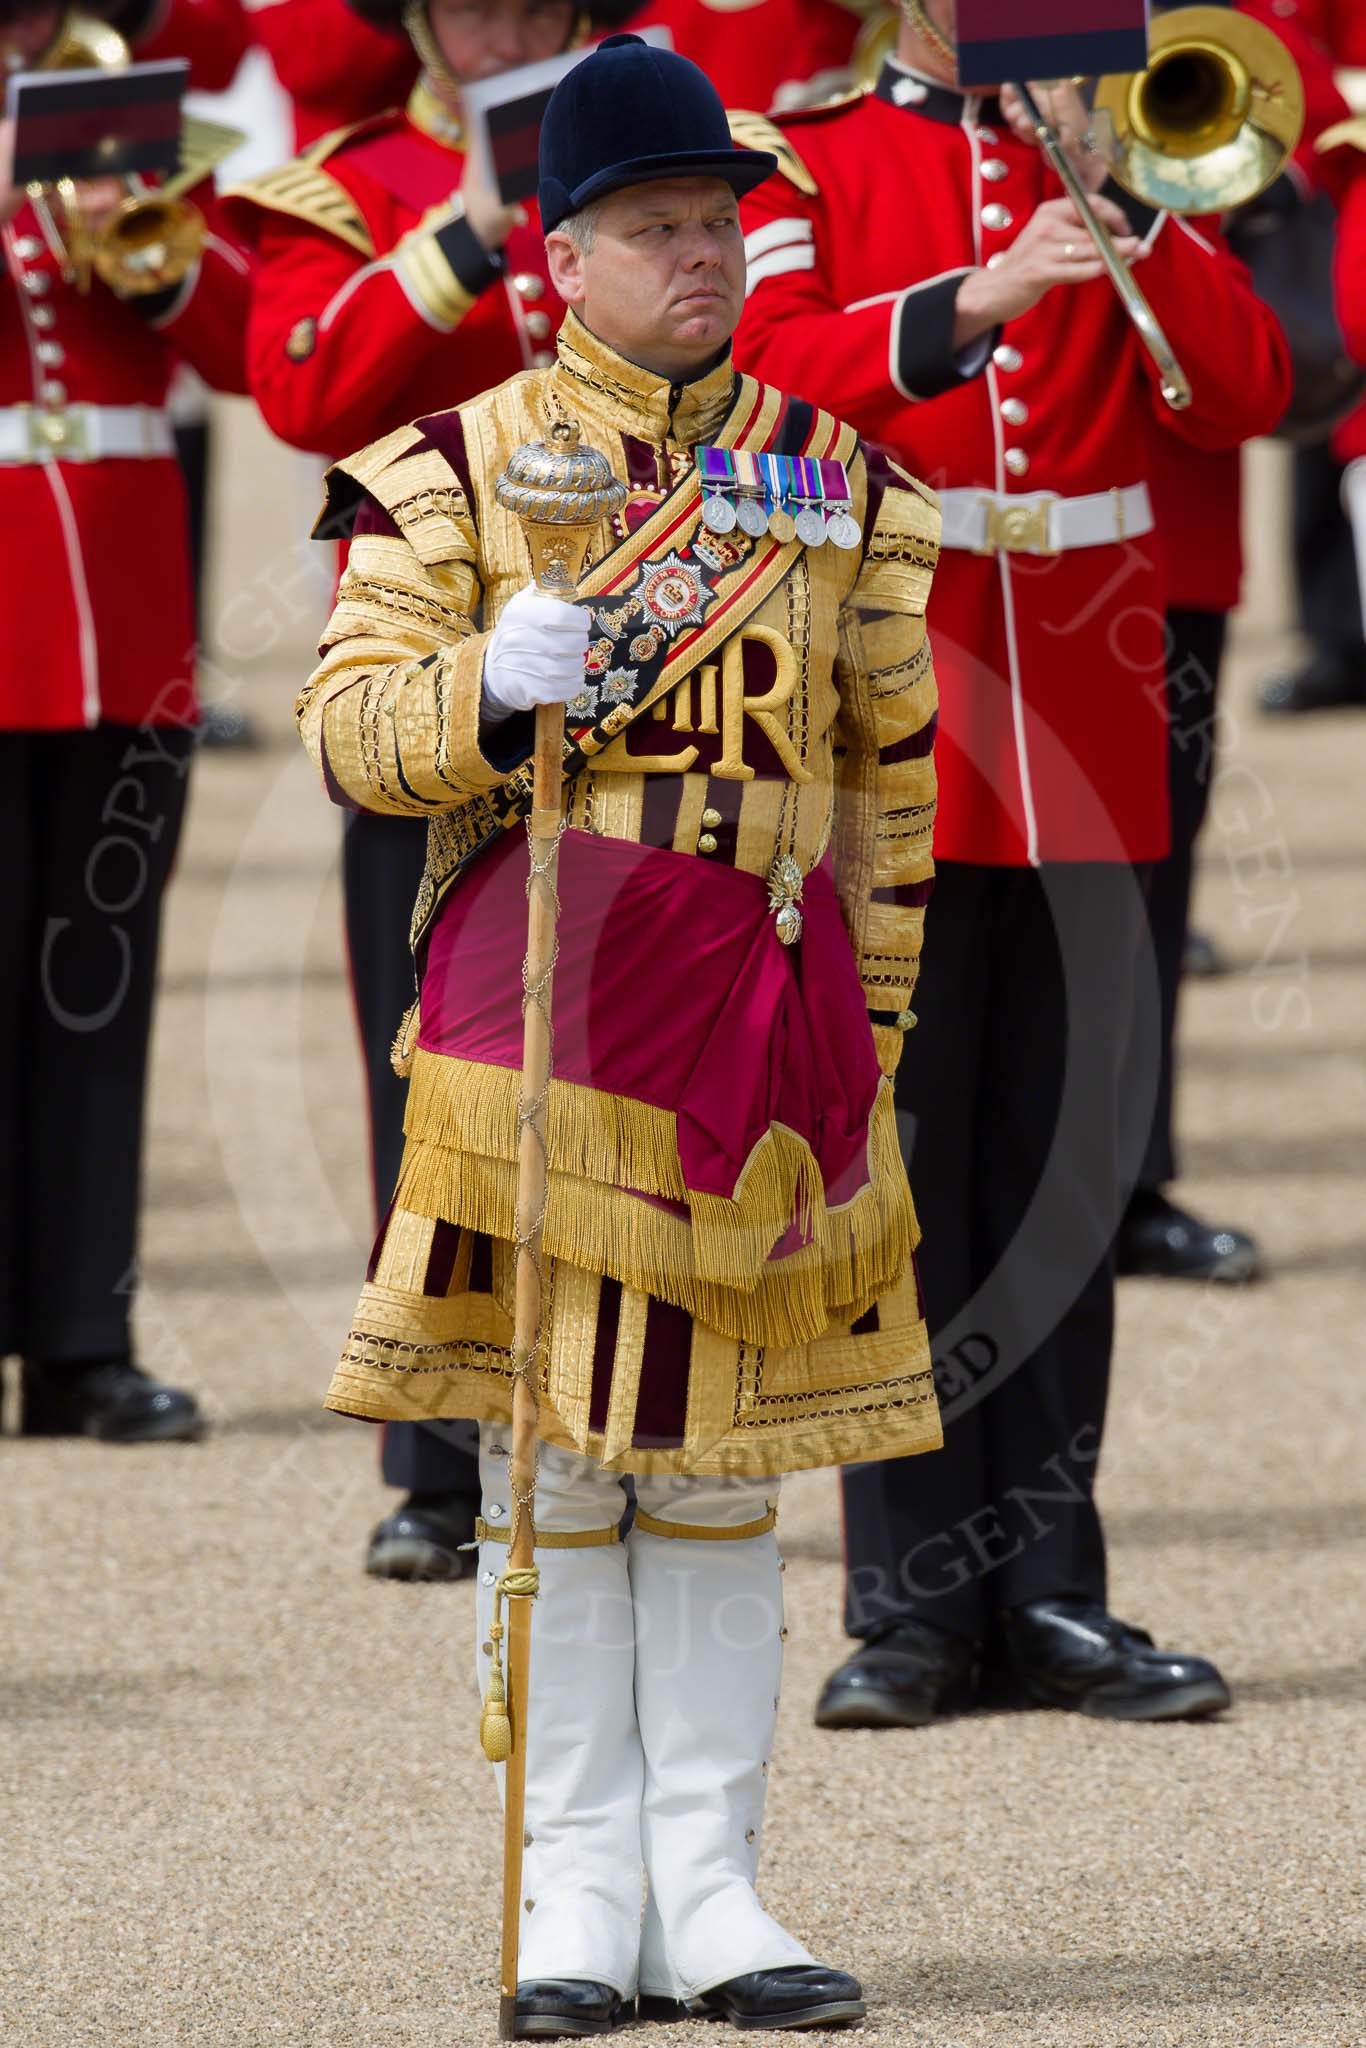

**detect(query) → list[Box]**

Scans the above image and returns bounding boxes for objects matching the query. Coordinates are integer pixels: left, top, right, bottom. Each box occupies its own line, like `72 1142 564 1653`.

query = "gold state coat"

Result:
299 313 944 1476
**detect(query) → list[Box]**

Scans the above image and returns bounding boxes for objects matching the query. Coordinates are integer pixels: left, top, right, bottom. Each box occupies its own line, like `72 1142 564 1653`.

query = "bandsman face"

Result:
547 177 746 379
425 0 575 82
0 2 63 69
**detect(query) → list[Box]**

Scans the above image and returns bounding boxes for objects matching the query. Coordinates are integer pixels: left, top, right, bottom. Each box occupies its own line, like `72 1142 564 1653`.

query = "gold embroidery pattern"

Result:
731 1333 937 1432
390 486 470 531
341 1332 512 1377
877 800 936 842
865 530 939 570
865 636 934 698
344 578 465 632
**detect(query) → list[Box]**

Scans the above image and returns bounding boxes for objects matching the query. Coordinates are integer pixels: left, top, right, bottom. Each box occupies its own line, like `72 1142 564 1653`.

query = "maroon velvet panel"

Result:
630 1295 694 1449
418 827 881 1212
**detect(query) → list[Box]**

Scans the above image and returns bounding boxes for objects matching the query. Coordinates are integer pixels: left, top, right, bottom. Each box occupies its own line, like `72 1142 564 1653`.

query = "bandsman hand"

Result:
1000 79 1110 196
459 148 526 255
67 176 125 231
482 583 591 718
953 194 1145 343
0 120 22 225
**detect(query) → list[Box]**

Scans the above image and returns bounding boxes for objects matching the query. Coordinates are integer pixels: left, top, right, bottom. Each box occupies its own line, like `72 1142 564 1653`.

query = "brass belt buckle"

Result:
26 404 87 461
977 494 1058 557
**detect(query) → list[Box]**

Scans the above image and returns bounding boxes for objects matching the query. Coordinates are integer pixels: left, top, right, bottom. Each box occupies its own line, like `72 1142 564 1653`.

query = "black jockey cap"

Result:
538 33 777 234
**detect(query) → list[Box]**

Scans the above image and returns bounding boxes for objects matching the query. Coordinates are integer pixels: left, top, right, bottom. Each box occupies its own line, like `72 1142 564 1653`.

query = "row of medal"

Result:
696 446 862 550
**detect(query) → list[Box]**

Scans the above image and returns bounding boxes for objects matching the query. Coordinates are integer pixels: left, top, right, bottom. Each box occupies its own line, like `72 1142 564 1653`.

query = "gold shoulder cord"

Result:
901 0 954 64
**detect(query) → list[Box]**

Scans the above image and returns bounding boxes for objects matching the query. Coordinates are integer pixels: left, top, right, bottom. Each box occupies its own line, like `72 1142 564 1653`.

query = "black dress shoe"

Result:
18 1358 203 1443
364 1491 476 1581
1183 927 1227 979
642 1965 865 2031
1117 1191 1261 1283
813 1619 977 1729
198 701 264 750
514 1979 630 2038
996 1598 1231 1721
1259 654 1366 717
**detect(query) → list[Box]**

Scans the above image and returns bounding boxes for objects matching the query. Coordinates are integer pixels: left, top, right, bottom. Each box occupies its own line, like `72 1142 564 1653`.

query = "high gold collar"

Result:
407 73 464 149
553 310 737 449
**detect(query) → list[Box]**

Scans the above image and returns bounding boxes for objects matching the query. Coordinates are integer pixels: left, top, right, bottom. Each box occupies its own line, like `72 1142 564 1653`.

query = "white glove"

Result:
482 584 591 719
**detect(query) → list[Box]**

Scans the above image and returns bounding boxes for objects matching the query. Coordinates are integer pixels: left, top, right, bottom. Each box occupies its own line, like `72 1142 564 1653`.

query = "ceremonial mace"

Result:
486 415 625 2040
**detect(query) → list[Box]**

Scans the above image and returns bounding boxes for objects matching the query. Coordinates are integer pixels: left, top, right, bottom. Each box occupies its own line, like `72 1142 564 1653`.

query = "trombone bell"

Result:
1094 4 1305 214
93 193 205 296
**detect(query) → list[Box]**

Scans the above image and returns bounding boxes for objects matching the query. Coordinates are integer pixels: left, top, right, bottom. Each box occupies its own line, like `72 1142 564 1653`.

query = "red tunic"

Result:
251 0 859 154
1337 169 1366 366
135 0 251 90
734 71 1291 865
1293 0 1366 64
1290 0 1366 462
248 0 417 148
627 0 860 109
0 197 251 731
223 93 562 460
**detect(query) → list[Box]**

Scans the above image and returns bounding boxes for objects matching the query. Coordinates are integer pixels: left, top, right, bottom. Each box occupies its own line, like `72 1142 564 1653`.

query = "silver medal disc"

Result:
703 494 737 534
736 495 769 538
826 509 861 550
795 505 827 546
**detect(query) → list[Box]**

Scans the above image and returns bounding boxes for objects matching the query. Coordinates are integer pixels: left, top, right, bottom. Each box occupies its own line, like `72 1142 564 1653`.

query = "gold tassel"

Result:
479 1565 540 1764
391 1000 420 1079
397 1081 918 1353
479 1643 510 1764
404 1049 687 1199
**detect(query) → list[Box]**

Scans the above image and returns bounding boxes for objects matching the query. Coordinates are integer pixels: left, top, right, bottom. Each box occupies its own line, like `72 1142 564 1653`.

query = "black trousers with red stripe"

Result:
341 808 481 1502
840 859 1158 1645
0 723 193 1364
1133 607 1228 1193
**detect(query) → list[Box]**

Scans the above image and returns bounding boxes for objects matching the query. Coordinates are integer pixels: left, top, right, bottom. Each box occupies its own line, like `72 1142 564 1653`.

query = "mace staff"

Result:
485 415 625 2040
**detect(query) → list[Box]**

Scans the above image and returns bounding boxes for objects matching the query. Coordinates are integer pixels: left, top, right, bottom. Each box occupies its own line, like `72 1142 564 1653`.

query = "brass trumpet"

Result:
26 11 243 297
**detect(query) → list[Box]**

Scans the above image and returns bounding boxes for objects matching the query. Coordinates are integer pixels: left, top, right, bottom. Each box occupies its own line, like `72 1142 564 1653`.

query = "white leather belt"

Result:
0 403 175 463
939 482 1154 556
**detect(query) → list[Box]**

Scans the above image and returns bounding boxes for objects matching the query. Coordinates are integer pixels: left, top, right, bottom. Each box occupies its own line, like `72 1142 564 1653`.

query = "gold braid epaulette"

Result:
726 109 819 195
224 120 384 258
316 419 478 565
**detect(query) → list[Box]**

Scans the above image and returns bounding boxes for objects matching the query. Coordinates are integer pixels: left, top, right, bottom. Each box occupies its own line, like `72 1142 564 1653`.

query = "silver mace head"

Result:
495 415 627 597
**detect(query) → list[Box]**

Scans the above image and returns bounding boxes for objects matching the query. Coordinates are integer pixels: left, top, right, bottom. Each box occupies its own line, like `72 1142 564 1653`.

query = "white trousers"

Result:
1343 457 1366 644
475 1428 814 2000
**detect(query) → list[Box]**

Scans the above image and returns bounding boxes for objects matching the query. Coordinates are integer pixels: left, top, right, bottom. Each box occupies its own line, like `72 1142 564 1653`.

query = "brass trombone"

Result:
24 11 243 297
852 3 1306 413
1021 6 1305 411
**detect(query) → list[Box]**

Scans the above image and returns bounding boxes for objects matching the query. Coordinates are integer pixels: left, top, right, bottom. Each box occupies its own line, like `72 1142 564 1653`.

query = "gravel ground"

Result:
2 419 1363 2047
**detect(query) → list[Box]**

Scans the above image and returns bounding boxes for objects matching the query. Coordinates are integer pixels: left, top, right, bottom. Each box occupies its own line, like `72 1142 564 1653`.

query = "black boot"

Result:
642 1965 866 2030
995 1598 1231 1721
198 701 264 750
18 1358 203 1444
813 1618 977 1729
364 1491 477 1581
1183 927 1227 979
1258 653 1366 716
514 1980 631 2038
1117 1190 1261 1283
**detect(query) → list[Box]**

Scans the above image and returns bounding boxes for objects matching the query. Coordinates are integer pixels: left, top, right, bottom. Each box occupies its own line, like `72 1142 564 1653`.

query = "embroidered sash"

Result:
411 391 840 949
